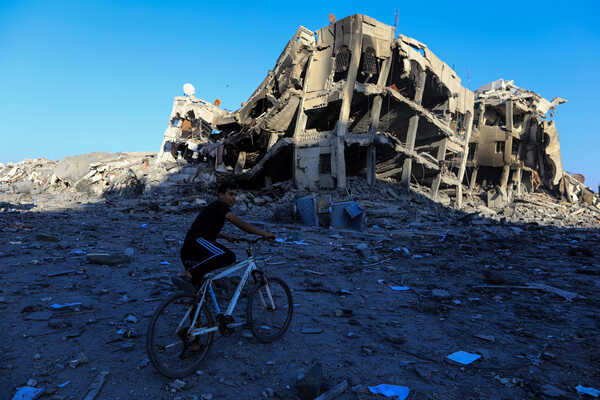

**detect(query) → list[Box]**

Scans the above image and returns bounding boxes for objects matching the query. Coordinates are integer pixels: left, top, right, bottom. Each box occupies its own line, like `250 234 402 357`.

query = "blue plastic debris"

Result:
368 384 410 400
57 381 70 388
12 386 44 400
576 385 600 398
160 261 170 265
296 195 318 226
49 302 82 310
343 202 363 219
390 286 410 291
331 201 364 231
447 351 481 365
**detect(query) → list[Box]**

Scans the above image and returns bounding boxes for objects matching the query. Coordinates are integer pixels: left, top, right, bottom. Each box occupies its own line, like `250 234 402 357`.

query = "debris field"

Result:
1 173 600 399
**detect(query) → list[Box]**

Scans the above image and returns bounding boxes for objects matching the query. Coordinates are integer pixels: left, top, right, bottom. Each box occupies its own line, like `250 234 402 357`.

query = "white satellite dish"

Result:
183 83 195 97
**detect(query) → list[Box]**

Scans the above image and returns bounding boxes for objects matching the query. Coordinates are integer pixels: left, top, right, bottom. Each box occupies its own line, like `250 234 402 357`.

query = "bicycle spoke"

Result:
147 294 214 378
248 277 293 343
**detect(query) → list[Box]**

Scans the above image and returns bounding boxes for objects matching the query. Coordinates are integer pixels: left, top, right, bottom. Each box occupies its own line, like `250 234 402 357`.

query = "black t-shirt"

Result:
183 200 231 246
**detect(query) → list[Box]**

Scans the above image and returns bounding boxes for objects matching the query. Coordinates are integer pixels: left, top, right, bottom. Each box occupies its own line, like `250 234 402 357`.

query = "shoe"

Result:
215 165 230 174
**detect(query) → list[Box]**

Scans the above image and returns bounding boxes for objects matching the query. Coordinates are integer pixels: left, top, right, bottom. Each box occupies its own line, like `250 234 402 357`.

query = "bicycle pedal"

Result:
216 314 235 337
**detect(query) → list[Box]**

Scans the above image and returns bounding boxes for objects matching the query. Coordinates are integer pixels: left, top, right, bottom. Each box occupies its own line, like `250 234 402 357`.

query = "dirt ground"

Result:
2 183 600 400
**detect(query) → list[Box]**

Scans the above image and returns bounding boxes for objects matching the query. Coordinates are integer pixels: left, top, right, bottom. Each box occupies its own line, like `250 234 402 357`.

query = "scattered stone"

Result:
86 253 131 266
119 343 135 352
35 233 60 242
296 362 323 400
385 333 407 345
474 334 495 343
24 311 52 321
48 319 71 329
82 370 108 400
69 352 89 368
335 308 353 317
540 384 567 398
432 289 451 299
300 328 323 334
169 379 187 391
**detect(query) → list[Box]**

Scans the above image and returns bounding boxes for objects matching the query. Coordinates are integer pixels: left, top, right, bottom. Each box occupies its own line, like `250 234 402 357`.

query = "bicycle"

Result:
146 237 293 378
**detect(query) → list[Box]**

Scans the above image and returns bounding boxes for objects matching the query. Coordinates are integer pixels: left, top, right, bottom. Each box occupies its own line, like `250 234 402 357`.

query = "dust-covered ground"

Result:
1 180 600 400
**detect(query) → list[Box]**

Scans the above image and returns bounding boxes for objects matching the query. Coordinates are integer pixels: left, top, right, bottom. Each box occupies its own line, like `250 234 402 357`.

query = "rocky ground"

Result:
1 159 600 400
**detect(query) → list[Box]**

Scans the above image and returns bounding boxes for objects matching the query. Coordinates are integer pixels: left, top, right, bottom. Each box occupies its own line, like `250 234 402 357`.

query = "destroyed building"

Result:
158 14 596 208
159 14 474 203
466 79 596 205
466 79 566 198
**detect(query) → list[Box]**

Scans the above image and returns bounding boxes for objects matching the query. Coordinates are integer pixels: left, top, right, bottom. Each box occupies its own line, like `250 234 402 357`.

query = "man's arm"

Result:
225 212 275 239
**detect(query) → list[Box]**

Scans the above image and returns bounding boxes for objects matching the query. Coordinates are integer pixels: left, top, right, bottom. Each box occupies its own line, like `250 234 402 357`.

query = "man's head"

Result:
217 181 237 206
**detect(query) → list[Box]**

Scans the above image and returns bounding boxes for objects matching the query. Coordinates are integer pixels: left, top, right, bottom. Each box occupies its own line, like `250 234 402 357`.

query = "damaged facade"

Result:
158 14 595 207
466 79 595 206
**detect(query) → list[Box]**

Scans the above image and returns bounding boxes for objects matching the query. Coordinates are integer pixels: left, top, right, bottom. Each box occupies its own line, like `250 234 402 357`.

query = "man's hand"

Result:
262 232 276 240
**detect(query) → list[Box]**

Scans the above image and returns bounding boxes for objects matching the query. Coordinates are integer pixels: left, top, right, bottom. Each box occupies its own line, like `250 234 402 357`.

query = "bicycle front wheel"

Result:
146 293 214 378
247 276 293 343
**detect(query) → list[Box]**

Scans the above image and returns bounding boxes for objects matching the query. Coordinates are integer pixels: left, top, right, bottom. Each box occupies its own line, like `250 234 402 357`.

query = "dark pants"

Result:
180 238 236 286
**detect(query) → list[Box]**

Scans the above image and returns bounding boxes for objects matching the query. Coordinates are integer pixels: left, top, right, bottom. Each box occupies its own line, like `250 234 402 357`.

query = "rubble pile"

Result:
0 153 210 208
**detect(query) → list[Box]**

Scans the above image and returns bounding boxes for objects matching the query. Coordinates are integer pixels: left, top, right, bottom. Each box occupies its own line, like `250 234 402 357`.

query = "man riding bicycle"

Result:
180 181 275 287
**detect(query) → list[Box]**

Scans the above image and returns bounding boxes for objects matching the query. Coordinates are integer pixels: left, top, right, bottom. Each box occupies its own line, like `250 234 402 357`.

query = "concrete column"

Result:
504 100 513 165
366 56 392 186
234 151 246 175
430 139 448 201
334 16 363 189
500 164 510 194
470 166 479 189
291 53 315 188
400 68 427 187
514 166 522 195
456 111 474 208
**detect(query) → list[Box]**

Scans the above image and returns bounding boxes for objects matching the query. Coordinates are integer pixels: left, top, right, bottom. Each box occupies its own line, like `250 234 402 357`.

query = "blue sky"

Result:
1 1 599 190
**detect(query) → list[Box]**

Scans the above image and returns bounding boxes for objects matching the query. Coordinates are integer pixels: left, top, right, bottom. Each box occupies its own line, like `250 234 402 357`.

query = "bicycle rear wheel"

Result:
247 276 293 343
146 293 214 378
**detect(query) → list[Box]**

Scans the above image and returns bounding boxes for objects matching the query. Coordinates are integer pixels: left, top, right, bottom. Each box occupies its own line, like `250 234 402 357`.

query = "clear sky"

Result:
1 1 599 191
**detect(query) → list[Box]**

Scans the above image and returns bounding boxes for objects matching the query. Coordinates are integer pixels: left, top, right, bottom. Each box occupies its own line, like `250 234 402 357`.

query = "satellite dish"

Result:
328 13 336 24
183 83 195 97
214 99 221 106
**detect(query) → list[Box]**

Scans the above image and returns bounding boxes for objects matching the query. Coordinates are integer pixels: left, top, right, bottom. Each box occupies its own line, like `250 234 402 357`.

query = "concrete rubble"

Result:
2 12 600 400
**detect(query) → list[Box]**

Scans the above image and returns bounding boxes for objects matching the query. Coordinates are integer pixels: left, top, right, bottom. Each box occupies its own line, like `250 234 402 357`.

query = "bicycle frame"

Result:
178 255 272 339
